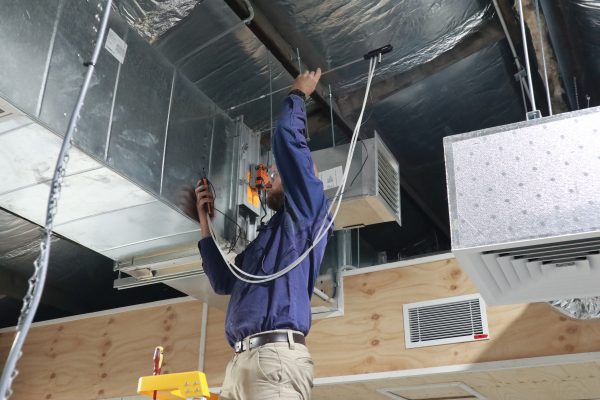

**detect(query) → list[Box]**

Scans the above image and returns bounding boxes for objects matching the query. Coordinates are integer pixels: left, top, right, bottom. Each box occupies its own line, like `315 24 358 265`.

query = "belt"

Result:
234 331 305 353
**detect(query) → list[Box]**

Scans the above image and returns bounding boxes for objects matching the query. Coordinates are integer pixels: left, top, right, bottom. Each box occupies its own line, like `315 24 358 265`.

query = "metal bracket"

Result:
514 68 527 81
526 110 542 120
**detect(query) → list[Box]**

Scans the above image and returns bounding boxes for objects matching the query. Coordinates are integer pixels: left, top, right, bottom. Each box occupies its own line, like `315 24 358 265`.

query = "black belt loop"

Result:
234 331 305 353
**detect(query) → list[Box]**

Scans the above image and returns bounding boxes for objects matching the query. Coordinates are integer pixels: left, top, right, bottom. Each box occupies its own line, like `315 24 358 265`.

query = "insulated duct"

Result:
112 0 202 43
0 0 259 303
246 0 494 91
549 297 600 320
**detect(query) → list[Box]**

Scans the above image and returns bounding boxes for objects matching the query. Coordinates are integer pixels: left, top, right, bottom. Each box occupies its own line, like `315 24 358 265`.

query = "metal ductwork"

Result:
0 0 260 305
444 106 600 305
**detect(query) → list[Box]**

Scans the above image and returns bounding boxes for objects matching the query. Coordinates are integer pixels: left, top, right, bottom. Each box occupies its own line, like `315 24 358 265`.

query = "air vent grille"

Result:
479 237 600 296
377 147 400 218
403 294 489 348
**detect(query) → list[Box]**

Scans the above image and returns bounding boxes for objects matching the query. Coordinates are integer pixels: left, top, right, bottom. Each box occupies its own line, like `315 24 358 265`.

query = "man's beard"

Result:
266 191 284 211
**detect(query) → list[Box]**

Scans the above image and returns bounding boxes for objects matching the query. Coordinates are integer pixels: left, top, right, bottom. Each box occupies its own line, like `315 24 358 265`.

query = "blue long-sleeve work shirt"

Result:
199 94 332 347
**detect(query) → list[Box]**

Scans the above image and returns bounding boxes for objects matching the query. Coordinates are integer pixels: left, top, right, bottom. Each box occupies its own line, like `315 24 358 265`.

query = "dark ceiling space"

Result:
1 0 598 328
0 209 185 328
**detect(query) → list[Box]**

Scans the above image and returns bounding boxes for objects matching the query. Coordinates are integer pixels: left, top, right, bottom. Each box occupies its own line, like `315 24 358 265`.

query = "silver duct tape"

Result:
549 297 600 320
112 0 202 43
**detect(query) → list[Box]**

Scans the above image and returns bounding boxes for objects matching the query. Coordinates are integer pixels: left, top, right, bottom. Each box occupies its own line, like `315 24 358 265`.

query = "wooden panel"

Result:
312 361 600 400
203 258 600 384
308 258 600 377
0 301 203 400
4 257 600 398
333 196 397 229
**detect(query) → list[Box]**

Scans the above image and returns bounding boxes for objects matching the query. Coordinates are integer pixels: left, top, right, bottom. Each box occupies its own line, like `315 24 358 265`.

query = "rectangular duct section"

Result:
444 106 600 305
312 132 401 230
0 1 260 305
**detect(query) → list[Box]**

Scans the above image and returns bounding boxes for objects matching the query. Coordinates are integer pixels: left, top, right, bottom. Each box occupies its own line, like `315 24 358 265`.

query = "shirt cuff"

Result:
287 94 306 113
198 236 214 252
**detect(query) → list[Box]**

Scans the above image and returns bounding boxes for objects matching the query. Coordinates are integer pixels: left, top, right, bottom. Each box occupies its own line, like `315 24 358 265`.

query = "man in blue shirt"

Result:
195 68 331 400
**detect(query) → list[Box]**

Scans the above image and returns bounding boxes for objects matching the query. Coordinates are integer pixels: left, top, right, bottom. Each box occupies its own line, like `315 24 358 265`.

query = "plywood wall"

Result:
203 258 600 385
0 300 203 400
3 258 600 399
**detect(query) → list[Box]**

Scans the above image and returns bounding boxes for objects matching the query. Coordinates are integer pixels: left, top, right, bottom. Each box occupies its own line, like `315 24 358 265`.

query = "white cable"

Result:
207 57 378 284
534 0 552 115
207 59 376 283
517 0 537 112
0 2 113 399
491 0 535 111
215 57 377 282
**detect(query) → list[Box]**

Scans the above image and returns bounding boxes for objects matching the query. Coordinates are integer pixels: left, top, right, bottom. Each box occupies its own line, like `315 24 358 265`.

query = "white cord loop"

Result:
207 57 379 284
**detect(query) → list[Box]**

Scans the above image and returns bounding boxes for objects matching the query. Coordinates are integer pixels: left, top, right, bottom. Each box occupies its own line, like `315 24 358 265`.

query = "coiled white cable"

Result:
207 57 378 284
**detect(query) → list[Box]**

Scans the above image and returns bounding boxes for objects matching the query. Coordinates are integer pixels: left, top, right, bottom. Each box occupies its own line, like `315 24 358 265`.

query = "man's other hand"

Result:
291 68 321 97
195 181 214 238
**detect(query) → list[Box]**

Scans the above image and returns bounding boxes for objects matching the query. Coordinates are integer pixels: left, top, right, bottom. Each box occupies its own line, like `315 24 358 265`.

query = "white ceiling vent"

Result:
445 106 600 305
378 382 486 400
403 294 489 349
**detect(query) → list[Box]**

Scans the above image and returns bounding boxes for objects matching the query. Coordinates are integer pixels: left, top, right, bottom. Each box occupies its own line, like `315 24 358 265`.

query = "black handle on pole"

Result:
363 44 393 60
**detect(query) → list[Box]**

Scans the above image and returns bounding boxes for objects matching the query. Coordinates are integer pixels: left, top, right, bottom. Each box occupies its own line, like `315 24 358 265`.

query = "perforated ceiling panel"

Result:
445 106 600 250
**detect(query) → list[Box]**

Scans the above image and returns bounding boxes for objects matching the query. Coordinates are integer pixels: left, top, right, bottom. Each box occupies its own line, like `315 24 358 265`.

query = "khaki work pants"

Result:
219 331 314 400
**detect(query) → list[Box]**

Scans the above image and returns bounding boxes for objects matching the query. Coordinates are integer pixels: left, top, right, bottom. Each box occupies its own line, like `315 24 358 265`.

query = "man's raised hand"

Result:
291 68 321 97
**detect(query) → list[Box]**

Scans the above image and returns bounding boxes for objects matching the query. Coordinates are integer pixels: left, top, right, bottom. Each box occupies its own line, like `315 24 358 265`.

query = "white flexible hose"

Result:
207 57 378 284
0 2 113 399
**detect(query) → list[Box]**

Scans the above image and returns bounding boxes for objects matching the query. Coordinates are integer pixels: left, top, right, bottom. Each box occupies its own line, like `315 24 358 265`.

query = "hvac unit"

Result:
312 131 401 230
444 106 600 305
403 293 489 349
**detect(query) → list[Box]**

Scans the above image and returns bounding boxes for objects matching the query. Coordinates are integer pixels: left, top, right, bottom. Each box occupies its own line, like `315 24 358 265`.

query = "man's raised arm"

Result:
272 69 328 220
